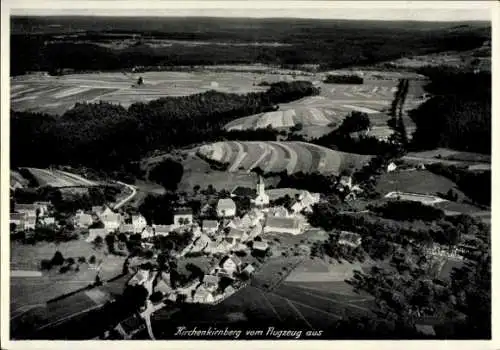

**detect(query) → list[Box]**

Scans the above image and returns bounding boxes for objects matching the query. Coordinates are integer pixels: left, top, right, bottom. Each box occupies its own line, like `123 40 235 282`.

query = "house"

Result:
41 216 56 226
99 207 122 232
241 264 256 276
25 216 36 230
247 223 263 240
34 201 51 217
252 240 269 252
132 214 148 233
153 224 171 236
203 275 220 292
191 234 212 252
387 162 398 172
291 191 320 214
14 203 37 218
202 220 219 234
219 255 242 275
128 269 150 286
223 285 236 297
10 213 26 231
114 314 146 340
231 186 257 199
264 216 304 235
267 206 290 217
227 227 247 244
74 211 93 228
337 175 353 192
216 198 236 218
415 324 436 337
87 228 108 243
142 226 155 239
119 224 136 234
92 206 105 216
172 208 193 227
338 231 362 248
193 286 215 304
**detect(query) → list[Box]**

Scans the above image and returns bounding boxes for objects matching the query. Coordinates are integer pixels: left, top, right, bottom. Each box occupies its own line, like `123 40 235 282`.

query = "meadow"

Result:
24 167 99 187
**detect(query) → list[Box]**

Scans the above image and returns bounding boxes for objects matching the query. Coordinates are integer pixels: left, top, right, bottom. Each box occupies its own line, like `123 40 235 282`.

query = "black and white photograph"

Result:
1 0 497 346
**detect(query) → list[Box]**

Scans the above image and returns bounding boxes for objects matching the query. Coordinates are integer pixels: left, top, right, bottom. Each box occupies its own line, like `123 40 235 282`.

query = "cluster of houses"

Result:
10 201 56 232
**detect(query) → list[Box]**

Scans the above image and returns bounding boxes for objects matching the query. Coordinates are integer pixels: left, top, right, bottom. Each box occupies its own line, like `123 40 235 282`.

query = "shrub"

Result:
66 257 76 265
78 256 86 264
59 265 70 274
40 259 52 270
51 251 65 266
89 255 97 264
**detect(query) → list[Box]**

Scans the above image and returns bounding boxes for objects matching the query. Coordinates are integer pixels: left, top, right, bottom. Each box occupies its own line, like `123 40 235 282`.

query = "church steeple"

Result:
257 175 265 195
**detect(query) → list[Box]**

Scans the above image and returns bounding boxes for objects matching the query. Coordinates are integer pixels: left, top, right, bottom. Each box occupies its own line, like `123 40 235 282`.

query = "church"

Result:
231 176 270 207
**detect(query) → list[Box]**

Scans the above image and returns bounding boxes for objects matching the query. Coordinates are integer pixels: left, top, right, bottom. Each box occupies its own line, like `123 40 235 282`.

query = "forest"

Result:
409 68 491 154
10 17 489 75
11 81 319 172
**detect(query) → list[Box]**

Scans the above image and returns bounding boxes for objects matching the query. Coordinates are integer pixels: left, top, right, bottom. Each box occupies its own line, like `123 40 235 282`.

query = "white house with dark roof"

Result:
264 216 304 235
202 220 219 234
252 240 269 252
193 286 215 304
227 227 247 244
10 213 27 232
217 198 236 218
203 275 220 292
119 224 135 234
219 255 242 275
291 191 321 214
172 208 193 228
153 224 171 236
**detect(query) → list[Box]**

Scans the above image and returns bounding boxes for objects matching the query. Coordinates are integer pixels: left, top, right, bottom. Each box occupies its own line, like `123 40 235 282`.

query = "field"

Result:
10 239 126 313
225 78 425 139
154 256 374 339
404 148 491 170
22 167 99 187
10 70 308 115
375 169 465 197
197 141 372 176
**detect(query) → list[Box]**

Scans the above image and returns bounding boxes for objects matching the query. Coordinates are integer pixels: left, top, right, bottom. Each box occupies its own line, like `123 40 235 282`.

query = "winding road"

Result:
113 181 138 210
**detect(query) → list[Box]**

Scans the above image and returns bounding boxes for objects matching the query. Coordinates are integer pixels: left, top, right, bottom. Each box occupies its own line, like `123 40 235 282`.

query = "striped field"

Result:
197 141 371 175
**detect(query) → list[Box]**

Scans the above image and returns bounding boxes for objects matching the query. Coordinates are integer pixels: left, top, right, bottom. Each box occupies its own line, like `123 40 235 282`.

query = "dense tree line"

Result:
409 68 491 154
11 19 489 75
148 158 184 191
425 163 490 206
323 75 363 84
368 200 445 222
11 81 319 172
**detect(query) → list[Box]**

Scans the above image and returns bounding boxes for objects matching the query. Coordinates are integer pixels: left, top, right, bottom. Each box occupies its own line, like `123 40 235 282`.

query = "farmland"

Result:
225 78 426 139
197 141 372 176
23 168 99 187
10 70 308 115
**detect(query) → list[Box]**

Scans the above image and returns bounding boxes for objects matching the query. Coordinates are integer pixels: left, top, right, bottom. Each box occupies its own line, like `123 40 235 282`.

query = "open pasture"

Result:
196 141 371 176
24 168 99 187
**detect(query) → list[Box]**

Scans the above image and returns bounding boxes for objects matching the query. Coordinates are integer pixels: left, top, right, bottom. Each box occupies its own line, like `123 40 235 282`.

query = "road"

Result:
113 181 137 210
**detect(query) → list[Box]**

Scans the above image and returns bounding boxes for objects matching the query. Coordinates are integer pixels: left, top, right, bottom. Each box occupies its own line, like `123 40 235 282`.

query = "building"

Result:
74 211 94 228
142 226 155 239
34 201 51 217
114 315 146 340
216 198 236 218
119 224 136 234
291 191 320 214
172 208 193 227
193 286 215 304
132 214 148 233
337 175 353 192
241 264 256 276
41 216 56 226
154 272 173 295
191 234 212 252
219 255 242 275
99 207 122 232
87 228 108 243
247 223 263 240
14 203 37 218
267 206 290 217
10 213 27 232
203 275 220 292
226 227 247 244
153 224 171 236
338 231 362 248
415 324 436 337
24 216 36 230
128 269 150 286
264 216 304 235
202 220 219 234
253 176 270 207
387 162 398 173
252 240 269 252
92 206 105 216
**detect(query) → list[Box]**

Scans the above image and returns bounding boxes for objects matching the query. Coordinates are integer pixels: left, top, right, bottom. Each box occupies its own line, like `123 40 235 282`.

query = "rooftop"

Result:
15 203 36 211
202 220 219 229
231 186 257 198
174 208 193 216
217 198 236 210
252 241 269 250
265 216 302 230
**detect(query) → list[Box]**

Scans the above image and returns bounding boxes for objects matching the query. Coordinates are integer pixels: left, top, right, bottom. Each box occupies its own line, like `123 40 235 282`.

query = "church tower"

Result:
257 175 265 195
254 176 269 207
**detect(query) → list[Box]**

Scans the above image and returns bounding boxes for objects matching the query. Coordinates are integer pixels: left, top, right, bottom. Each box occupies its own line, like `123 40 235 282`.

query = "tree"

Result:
89 255 97 264
105 234 116 253
93 236 104 250
149 158 184 191
51 251 65 266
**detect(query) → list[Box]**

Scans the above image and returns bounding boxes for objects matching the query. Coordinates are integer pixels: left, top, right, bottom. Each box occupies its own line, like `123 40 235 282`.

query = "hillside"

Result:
196 141 372 176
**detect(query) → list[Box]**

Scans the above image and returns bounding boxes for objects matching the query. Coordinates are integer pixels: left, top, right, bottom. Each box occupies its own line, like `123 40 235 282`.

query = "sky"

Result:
8 1 493 22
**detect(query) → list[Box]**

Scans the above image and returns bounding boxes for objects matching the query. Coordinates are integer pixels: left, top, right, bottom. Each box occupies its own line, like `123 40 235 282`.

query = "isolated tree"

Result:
51 251 65 266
